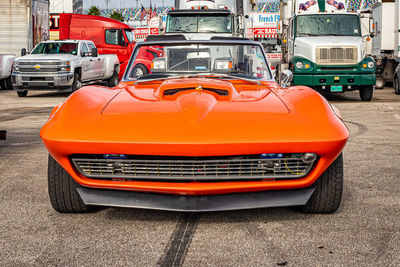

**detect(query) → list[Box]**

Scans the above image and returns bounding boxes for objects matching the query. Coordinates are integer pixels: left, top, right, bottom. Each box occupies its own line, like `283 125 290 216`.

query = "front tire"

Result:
132 64 148 78
48 155 92 213
394 76 400 95
359 85 373 101
71 72 81 92
17 90 28 97
302 153 343 214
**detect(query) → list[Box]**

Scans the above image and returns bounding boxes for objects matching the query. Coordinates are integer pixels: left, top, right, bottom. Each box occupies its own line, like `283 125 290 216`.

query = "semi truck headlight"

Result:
367 61 374 68
295 61 304 69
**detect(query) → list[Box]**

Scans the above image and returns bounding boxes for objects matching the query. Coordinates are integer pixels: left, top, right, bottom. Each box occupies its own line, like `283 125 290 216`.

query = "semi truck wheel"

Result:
48 155 92 213
359 86 373 101
17 91 28 97
394 76 400 95
132 64 148 78
302 153 343 214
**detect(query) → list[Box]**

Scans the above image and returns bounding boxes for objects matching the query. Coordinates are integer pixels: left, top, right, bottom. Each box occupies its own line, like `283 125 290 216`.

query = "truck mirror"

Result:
21 48 27 57
81 51 86 57
277 39 282 46
91 48 98 57
370 32 375 38
281 69 293 88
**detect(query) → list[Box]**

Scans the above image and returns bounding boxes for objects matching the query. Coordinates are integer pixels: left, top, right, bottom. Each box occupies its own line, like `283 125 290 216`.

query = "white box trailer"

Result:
0 0 49 57
371 1 397 88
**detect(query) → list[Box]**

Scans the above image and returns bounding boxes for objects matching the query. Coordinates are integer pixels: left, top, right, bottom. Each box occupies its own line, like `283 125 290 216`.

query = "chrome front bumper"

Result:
12 72 74 90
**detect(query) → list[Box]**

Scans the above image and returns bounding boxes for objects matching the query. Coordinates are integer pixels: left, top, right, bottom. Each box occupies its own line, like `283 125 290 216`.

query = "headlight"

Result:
295 61 304 69
367 61 374 69
13 66 19 72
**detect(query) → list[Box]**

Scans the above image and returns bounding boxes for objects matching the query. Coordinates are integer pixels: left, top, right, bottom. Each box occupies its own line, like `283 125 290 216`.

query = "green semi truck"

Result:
278 0 376 101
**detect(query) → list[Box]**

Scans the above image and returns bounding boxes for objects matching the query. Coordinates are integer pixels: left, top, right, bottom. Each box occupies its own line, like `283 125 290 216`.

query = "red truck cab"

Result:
55 14 136 79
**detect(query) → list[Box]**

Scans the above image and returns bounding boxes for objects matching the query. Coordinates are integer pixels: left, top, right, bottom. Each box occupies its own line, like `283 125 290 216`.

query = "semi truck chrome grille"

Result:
316 46 357 65
71 153 317 181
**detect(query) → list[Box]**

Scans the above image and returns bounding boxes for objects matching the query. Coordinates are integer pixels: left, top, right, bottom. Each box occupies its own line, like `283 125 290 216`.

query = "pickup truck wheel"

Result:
48 155 92 213
359 85 373 101
17 91 28 97
106 69 119 87
4 77 13 90
394 76 400 95
72 72 81 92
302 153 343 214
132 64 148 78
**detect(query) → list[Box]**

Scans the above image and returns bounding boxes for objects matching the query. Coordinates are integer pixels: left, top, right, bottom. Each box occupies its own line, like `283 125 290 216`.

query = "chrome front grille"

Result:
71 154 317 181
18 61 61 73
316 46 358 65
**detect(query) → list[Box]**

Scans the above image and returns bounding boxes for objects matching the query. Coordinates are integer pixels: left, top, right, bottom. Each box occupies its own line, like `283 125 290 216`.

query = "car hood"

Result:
41 78 348 158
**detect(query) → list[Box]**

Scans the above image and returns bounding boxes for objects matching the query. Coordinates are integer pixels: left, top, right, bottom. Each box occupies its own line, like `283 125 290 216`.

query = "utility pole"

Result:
104 0 110 10
136 0 139 8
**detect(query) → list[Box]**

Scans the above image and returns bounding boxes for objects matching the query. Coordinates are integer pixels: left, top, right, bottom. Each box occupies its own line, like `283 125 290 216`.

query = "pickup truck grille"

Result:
71 154 317 182
19 67 59 73
316 46 358 65
17 61 62 73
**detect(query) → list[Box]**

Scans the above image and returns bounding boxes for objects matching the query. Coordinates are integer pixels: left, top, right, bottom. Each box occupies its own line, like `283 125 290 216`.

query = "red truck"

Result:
50 14 136 79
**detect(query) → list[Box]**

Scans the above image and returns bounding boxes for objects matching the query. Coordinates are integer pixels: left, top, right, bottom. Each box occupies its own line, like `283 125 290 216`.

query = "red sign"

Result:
253 28 277 36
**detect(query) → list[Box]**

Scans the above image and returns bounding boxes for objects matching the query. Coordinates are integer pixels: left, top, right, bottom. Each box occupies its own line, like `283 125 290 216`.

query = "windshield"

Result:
31 42 78 55
166 14 232 33
125 43 271 81
296 14 361 37
124 29 135 43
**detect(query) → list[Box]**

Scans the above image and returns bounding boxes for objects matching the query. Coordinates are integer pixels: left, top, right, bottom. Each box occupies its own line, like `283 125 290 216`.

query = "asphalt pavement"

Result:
0 88 399 266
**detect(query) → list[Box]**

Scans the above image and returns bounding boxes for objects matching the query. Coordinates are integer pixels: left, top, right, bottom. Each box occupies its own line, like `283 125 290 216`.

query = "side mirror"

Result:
277 39 282 46
21 48 27 57
91 48 98 57
81 51 86 57
280 69 293 88
370 32 375 38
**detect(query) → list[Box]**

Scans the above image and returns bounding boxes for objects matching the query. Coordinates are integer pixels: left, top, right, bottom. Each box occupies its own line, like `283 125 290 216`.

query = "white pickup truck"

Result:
12 40 119 97
0 55 15 90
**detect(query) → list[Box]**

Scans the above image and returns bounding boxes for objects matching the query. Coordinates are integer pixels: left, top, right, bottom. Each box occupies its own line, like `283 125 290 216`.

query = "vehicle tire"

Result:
375 77 385 89
359 85 373 101
106 67 119 87
48 155 92 213
302 153 343 214
17 90 28 97
132 64 148 78
0 80 5 90
71 72 82 92
4 77 13 90
394 76 400 95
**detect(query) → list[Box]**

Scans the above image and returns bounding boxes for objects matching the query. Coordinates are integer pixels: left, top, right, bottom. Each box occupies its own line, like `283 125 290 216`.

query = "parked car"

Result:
41 37 349 214
12 40 119 97
0 55 15 90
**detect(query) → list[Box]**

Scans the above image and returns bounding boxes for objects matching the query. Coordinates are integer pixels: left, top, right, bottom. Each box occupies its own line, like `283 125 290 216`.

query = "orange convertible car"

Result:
41 37 349 213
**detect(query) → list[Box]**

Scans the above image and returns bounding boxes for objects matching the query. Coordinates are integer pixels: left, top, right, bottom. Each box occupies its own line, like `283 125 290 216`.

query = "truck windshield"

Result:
124 29 135 43
125 43 271 81
166 14 232 33
31 43 78 55
296 14 361 37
